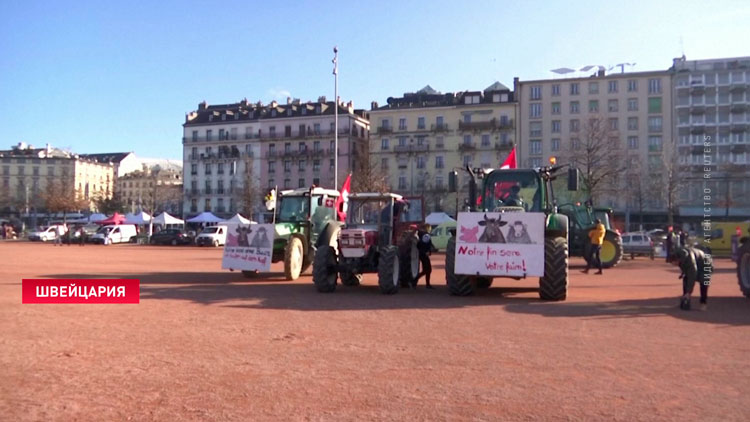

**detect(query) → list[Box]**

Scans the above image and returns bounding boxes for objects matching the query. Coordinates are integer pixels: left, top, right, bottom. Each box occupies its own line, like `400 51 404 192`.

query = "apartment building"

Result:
117 165 183 215
672 56 750 217
515 70 672 219
0 143 114 213
182 97 369 218
369 84 516 214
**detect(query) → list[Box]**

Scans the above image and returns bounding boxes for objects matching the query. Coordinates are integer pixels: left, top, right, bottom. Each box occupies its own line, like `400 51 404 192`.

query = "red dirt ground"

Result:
1 241 749 421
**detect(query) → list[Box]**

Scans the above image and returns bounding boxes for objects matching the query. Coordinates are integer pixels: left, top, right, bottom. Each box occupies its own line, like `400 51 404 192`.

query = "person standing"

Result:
415 223 436 289
54 224 64 246
78 226 86 246
582 218 606 275
673 245 712 311
665 226 674 263
679 229 689 248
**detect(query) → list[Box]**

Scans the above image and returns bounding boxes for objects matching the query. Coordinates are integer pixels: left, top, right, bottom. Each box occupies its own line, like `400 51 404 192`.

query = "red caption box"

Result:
22 279 140 304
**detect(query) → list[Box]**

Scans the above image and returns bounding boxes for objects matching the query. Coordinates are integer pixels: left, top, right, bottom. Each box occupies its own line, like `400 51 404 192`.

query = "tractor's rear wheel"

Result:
378 246 400 295
242 270 259 278
398 233 419 287
476 277 493 289
446 237 474 296
284 236 304 280
340 270 362 286
599 232 623 268
539 236 568 301
313 245 337 293
737 241 750 298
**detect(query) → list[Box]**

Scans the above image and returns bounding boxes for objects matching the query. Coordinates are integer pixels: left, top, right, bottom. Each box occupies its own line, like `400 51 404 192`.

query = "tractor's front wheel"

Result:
313 245 337 293
476 277 493 289
340 270 362 286
539 236 569 301
284 236 305 280
737 241 750 298
599 231 623 268
398 232 420 287
446 237 474 296
378 246 400 295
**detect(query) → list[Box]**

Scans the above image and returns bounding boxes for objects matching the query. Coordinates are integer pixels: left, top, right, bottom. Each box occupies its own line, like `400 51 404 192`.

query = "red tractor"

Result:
312 193 424 294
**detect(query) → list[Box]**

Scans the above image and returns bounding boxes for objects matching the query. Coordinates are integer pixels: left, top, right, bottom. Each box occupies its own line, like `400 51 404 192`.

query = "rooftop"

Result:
371 82 514 111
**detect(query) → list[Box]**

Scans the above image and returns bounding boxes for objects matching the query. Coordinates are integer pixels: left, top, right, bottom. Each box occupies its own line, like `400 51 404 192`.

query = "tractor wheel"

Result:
377 245 400 295
340 271 362 286
242 270 259 278
539 236 568 301
446 236 474 296
284 236 304 280
737 241 750 298
599 232 623 268
313 245 337 293
476 277 493 289
398 233 419 287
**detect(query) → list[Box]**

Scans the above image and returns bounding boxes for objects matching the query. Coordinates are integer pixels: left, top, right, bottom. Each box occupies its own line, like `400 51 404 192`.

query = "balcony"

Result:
431 123 450 133
394 145 411 153
731 121 747 132
495 142 513 151
731 103 747 113
376 126 393 134
458 118 514 132
412 144 430 152
458 143 476 152
730 83 746 92
648 145 663 153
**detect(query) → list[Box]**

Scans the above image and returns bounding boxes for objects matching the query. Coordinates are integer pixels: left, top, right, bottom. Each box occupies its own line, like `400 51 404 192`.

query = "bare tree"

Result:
234 160 259 217
41 181 89 222
352 149 390 193
566 114 628 203
94 192 127 215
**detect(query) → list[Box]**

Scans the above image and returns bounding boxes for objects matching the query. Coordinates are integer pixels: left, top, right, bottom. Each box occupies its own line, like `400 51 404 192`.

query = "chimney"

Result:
198 101 207 111
270 100 277 108
597 68 606 77
371 101 378 109
318 96 326 103
286 97 292 105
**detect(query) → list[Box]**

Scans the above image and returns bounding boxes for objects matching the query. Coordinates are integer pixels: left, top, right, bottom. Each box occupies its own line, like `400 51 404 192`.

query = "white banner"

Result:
454 212 545 277
222 223 274 272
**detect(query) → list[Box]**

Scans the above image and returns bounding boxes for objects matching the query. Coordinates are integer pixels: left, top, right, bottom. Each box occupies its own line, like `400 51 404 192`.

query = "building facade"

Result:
515 70 673 222
182 97 369 218
0 143 114 214
671 56 750 218
369 84 516 214
117 165 183 215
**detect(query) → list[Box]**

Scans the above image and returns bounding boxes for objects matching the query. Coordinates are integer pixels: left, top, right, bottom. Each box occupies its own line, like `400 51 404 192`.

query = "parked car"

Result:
622 232 656 259
28 225 66 242
430 221 456 251
150 229 193 245
91 224 138 245
195 225 227 247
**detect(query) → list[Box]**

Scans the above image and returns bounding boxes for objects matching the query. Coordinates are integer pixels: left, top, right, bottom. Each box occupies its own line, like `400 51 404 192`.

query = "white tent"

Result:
125 211 152 225
153 212 184 226
67 213 108 224
226 213 255 224
186 212 225 224
425 212 456 226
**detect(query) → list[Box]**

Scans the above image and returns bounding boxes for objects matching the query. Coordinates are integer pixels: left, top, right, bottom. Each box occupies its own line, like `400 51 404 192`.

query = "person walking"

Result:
673 245 712 311
665 226 675 263
54 224 65 246
582 218 606 275
414 223 436 289
679 229 689 248
78 226 86 246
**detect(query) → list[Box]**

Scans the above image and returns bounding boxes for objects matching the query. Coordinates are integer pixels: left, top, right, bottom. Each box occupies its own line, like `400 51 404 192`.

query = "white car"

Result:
91 224 138 245
622 232 658 259
28 225 66 242
195 225 227 247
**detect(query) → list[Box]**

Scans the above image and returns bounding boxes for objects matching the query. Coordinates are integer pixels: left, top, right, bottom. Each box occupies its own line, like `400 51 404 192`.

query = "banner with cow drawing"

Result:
221 223 274 272
454 212 545 277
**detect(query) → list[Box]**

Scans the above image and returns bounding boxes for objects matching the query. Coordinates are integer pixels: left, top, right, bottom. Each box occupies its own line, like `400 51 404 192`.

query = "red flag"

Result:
500 147 517 169
335 173 351 221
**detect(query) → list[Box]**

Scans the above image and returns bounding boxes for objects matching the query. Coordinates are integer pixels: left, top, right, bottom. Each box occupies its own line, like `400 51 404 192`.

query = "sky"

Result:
1 0 748 159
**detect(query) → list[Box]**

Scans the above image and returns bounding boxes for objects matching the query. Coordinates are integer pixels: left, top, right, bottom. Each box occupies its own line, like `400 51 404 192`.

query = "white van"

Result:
91 224 138 245
195 225 227 247
29 225 65 242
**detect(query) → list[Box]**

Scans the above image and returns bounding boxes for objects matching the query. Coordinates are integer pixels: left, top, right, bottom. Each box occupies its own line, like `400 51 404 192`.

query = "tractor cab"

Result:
342 193 405 254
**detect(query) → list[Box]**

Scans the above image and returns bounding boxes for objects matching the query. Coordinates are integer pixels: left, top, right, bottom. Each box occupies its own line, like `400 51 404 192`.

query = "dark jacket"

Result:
416 230 435 256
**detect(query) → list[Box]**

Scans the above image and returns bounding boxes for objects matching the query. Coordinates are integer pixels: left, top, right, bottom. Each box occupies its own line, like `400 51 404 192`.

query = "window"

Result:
417 156 426 169
204 163 211 175
299 160 306 172
217 163 224 174
217 180 224 194
551 84 560 96
191 164 197 175
628 98 638 111
530 140 542 155
529 103 542 118
284 179 291 189
551 120 561 133
628 136 639 149
481 134 490 146
436 116 444 126
570 119 580 132
648 117 663 132
628 117 638 130
435 177 444 189
589 100 599 113
435 156 444 169
299 178 305 188
219 129 226 140
330 122 335 134
608 99 618 112
570 83 579 95
530 122 542 137
529 158 542 168
330 158 335 169
284 160 291 172
463 114 471 123
417 117 425 129
588 82 599 94
204 180 211 194
571 138 580 150
330 140 335 152
417 136 426 146
381 158 389 170
206 130 212 141
268 161 276 174
436 136 444 148
627 80 637 93
609 118 618 130
551 102 561 114
192 130 198 141
648 78 662 94
530 85 542 100
398 137 407 147
570 101 580 114
648 97 662 114
399 118 407 130
313 123 320 134
398 176 407 190
648 136 663 152
284 142 291 153
204 198 211 211
381 138 389 150
608 80 618 93
313 159 320 172
551 138 560 151
463 135 472 145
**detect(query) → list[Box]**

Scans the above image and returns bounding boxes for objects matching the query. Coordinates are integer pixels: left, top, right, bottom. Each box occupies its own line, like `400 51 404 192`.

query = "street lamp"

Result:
332 46 339 189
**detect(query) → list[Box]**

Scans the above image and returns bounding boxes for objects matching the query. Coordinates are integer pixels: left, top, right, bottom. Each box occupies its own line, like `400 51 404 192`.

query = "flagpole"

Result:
333 46 339 189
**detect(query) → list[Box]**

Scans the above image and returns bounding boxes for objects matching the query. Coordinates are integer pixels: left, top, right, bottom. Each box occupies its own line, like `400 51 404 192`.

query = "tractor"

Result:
445 161 579 300
244 186 340 280
737 230 750 298
558 203 623 268
312 193 423 294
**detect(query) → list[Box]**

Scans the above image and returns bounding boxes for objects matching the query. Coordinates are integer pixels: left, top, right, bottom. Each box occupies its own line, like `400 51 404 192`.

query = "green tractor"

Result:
558 203 623 268
446 163 580 301
244 186 340 280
